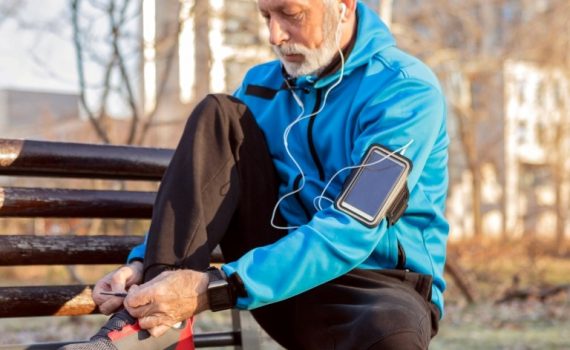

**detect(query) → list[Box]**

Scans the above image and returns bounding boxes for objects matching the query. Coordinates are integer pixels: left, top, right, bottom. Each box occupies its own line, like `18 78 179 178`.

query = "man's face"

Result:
258 0 341 77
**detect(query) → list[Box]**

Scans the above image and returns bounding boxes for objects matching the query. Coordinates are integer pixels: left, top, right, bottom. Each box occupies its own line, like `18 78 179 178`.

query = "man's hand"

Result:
124 270 209 337
92 261 144 315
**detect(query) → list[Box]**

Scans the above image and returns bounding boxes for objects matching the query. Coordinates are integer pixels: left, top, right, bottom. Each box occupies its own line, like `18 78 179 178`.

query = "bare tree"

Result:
70 0 190 146
193 0 211 100
71 0 140 143
0 0 25 26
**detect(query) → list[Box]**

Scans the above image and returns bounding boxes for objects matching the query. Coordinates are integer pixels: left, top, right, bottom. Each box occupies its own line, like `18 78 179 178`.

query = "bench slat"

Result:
0 187 155 218
0 235 224 265
0 235 143 265
0 279 223 318
0 139 173 180
0 285 97 317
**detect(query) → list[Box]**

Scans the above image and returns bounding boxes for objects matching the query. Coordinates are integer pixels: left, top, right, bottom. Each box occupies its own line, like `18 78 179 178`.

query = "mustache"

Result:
273 43 311 57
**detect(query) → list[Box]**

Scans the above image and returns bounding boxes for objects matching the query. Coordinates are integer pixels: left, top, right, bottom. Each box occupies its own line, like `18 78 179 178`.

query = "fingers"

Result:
92 283 112 307
125 303 152 319
109 266 133 293
138 314 165 330
126 261 144 285
92 271 116 307
139 316 177 338
98 297 124 315
93 279 123 314
148 325 171 338
93 264 144 314
124 284 153 315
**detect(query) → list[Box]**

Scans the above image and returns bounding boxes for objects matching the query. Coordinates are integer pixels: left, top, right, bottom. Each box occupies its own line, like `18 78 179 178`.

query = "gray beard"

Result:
273 5 340 77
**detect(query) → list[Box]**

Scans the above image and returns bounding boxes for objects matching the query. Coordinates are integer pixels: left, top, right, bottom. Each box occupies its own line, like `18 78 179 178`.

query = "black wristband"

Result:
206 267 236 311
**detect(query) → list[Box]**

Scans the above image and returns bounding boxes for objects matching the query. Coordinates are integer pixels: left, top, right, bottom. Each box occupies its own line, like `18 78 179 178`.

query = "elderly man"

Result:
63 0 449 349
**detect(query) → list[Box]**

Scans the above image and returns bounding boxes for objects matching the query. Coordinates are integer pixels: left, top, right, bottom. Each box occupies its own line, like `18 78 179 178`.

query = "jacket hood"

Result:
313 1 396 88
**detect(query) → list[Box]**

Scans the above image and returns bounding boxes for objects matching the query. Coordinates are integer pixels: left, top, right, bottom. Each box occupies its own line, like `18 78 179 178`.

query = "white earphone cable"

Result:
270 6 347 230
312 139 415 211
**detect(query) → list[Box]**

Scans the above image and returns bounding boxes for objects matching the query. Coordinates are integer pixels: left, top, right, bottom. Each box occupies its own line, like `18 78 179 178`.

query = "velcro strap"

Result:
386 186 409 227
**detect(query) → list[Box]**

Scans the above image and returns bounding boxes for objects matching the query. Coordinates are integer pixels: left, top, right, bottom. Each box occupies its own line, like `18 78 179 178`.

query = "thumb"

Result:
110 271 128 293
124 284 151 308
98 297 124 315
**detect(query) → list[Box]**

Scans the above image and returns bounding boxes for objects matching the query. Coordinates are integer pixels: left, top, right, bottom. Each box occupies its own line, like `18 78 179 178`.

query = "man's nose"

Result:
268 19 289 46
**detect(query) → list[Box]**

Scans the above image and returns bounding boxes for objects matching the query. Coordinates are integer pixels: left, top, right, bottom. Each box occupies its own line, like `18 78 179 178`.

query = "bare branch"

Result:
71 0 111 143
0 1 30 27
107 0 140 144
97 53 118 122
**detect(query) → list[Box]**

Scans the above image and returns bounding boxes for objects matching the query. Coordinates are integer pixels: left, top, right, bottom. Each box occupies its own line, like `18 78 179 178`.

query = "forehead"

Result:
258 0 316 11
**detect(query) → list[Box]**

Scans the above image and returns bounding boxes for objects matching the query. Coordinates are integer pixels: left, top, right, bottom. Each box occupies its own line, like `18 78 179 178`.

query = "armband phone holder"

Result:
335 145 412 228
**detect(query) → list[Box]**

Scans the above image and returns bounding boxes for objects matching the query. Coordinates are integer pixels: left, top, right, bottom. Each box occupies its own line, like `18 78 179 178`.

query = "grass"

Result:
432 301 570 349
434 237 570 349
433 324 570 350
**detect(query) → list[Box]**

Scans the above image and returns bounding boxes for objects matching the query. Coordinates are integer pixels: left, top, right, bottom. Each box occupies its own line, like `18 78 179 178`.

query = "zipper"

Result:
293 174 312 221
307 90 325 181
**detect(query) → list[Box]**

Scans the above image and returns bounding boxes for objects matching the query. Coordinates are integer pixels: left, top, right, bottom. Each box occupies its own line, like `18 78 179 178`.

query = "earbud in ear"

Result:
339 3 347 17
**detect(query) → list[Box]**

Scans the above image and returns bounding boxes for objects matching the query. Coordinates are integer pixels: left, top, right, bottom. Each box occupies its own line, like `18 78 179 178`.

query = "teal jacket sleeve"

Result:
126 234 148 263
222 78 447 310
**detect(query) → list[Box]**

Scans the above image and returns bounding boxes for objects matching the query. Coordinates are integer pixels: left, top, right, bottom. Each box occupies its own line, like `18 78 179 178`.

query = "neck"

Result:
318 17 357 78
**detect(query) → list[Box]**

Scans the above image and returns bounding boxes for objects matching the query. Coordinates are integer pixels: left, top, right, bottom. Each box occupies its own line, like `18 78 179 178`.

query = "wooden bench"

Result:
0 138 263 349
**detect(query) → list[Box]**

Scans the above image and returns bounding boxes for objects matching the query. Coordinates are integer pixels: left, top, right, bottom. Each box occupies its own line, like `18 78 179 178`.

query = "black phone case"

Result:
335 144 412 228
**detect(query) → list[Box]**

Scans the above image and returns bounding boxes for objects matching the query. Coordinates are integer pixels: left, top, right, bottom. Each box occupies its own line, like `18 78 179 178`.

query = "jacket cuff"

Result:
126 242 146 264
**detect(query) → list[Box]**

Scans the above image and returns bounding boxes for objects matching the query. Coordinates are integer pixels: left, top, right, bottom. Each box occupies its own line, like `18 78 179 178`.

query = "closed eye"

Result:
283 11 304 21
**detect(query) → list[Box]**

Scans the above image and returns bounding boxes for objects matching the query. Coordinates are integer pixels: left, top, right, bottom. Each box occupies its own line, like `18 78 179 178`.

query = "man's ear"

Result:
338 0 356 22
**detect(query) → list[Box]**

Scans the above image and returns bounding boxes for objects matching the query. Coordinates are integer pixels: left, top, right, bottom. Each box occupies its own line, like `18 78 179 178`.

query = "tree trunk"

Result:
194 0 211 99
554 121 568 250
471 163 483 236
455 103 483 237
445 258 477 304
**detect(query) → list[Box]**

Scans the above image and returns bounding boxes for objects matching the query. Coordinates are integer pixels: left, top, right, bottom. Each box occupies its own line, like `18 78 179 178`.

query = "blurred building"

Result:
0 88 137 145
391 0 570 239
447 61 569 239
0 89 79 138
504 61 570 238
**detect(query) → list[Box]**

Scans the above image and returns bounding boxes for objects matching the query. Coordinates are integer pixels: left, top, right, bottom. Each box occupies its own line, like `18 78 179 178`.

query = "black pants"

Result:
142 94 439 349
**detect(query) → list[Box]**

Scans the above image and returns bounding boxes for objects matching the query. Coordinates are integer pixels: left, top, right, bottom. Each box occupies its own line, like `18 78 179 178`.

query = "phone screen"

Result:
340 149 407 221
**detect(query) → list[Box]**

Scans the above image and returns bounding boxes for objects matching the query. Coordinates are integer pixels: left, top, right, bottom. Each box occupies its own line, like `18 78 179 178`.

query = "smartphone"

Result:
335 145 412 227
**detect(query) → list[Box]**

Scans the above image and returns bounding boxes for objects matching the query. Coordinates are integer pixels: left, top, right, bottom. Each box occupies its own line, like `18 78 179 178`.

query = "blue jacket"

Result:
129 1 449 316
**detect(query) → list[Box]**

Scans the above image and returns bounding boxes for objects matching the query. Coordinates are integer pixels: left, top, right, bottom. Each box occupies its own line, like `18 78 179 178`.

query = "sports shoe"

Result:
59 309 194 350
